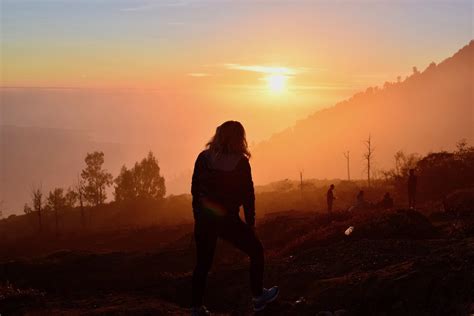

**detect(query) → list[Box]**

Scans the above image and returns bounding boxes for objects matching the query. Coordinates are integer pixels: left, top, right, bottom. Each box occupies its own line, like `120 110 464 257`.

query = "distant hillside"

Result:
252 41 474 184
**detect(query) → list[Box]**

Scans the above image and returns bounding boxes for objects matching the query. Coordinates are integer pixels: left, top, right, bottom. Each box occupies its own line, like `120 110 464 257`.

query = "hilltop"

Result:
252 41 474 184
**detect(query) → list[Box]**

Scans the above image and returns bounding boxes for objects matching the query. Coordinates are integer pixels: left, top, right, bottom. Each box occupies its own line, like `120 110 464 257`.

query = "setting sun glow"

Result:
266 74 288 93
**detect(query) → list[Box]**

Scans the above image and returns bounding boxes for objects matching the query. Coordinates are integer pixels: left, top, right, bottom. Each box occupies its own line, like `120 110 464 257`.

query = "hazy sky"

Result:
0 0 472 213
2 0 472 138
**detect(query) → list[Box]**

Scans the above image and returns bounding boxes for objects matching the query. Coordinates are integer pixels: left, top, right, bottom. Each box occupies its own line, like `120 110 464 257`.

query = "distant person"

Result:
191 121 278 316
356 190 366 206
351 190 371 210
377 192 394 209
326 184 336 213
408 169 417 208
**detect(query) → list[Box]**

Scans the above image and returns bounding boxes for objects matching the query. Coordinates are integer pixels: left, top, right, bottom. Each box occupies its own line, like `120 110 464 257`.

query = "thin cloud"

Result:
120 4 156 12
120 1 190 12
188 73 211 77
292 84 356 91
224 64 302 75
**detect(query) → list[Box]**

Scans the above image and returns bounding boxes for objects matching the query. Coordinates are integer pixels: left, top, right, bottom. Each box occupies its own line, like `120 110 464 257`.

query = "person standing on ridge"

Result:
327 184 336 213
190 121 279 316
377 192 394 209
408 169 417 209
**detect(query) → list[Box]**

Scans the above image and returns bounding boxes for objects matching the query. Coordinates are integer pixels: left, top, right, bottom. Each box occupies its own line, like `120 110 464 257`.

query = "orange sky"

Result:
2 0 472 147
3 1 472 91
1 0 473 213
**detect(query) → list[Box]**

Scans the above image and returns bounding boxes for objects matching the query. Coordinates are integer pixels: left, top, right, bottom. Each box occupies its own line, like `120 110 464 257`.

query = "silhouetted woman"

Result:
191 121 278 316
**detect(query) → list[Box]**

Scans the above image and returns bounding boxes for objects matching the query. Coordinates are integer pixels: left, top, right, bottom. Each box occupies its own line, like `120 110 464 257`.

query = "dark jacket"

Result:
327 189 334 204
408 175 417 193
191 149 256 226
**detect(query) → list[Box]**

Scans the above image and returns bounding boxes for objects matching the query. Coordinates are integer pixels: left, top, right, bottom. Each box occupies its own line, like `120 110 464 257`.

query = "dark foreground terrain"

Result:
1 207 473 316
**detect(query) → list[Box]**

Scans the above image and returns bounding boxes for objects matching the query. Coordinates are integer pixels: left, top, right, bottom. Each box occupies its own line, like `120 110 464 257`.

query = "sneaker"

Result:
253 286 279 312
191 305 211 316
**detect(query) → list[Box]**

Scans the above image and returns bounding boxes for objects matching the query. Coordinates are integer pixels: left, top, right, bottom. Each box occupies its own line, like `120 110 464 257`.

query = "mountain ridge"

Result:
251 41 473 184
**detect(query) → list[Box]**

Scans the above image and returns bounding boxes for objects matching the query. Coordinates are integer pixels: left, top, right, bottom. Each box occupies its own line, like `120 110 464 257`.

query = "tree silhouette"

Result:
114 151 166 202
456 138 470 155
416 141 474 200
135 152 166 199
343 151 350 181
363 135 375 187
65 187 78 209
23 203 33 214
299 170 304 199
393 151 419 177
114 166 137 202
31 186 44 233
412 66 420 75
74 176 87 229
47 188 66 237
81 152 113 206
382 150 420 192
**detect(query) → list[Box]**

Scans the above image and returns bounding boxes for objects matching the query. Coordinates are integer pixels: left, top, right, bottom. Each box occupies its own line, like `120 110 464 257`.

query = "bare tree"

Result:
343 151 351 181
363 135 375 187
299 171 303 189
299 170 303 199
31 185 44 233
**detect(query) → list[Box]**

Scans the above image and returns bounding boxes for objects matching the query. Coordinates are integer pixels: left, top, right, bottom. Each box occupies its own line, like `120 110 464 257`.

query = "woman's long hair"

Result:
206 121 251 158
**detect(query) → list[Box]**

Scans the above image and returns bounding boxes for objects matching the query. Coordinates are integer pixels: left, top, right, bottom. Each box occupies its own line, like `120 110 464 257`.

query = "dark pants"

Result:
408 190 416 208
327 201 333 213
192 214 264 307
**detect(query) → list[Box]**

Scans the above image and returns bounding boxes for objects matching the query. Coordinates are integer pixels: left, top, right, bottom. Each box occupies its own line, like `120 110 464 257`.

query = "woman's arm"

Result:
241 158 256 227
191 152 206 212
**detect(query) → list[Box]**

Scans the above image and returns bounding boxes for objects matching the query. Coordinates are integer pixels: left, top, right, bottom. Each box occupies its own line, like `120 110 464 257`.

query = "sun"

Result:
266 74 287 93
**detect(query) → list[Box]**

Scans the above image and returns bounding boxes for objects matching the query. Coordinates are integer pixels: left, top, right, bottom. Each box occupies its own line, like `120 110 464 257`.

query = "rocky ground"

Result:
1 208 473 315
